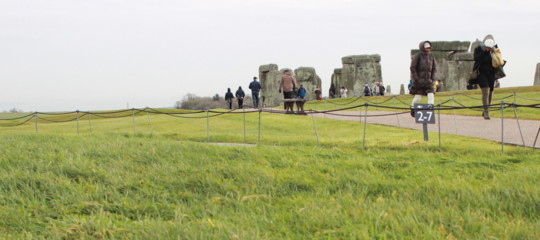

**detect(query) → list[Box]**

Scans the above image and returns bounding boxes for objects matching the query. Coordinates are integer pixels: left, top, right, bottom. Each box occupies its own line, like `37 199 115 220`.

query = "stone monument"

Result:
333 55 382 97
535 63 540 86
294 67 322 101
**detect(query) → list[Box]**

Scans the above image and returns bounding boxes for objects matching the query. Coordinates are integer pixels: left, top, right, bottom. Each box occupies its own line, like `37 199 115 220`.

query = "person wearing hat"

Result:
249 76 262 108
409 40 437 117
473 34 498 120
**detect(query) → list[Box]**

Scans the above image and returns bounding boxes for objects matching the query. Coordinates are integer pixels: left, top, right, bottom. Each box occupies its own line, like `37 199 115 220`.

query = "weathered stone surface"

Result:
535 63 540 86
430 41 471 51
451 52 474 61
259 64 282 107
335 55 382 97
386 85 391 94
331 68 341 97
294 67 322 100
400 84 405 95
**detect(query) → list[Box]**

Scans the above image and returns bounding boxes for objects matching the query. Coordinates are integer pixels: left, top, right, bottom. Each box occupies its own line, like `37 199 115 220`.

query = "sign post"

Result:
414 104 435 141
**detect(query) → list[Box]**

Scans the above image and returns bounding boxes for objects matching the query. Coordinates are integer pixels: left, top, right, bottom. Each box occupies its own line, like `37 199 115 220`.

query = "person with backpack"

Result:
363 84 371 96
225 88 234 109
474 35 499 120
409 40 437 117
235 86 245 109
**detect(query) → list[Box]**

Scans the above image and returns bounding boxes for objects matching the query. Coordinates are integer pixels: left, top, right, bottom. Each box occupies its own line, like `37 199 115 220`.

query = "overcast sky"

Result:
1 0 539 112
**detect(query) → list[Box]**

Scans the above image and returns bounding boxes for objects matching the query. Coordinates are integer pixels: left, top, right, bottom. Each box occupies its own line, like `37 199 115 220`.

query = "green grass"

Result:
304 86 540 120
0 86 539 239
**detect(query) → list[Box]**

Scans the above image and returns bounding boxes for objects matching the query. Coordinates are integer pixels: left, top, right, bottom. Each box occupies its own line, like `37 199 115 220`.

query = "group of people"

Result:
225 76 262 109
363 81 386 96
409 35 503 120
328 84 349 98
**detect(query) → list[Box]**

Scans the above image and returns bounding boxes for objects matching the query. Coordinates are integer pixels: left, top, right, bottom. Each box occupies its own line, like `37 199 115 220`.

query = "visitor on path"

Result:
249 76 262 108
363 84 371 96
297 84 307 113
279 69 297 113
235 86 245 109
474 34 499 120
372 82 381 96
329 84 336 99
225 88 234 109
409 40 437 117
340 86 348 98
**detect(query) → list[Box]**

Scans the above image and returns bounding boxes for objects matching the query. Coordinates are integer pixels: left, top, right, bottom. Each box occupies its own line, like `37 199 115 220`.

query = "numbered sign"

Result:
414 104 435 124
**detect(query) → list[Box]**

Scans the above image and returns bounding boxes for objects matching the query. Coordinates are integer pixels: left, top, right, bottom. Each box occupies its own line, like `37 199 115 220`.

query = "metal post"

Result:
34 112 38 133
76 110 80 136
533 125 540 149
438 104 441 151
324 100 327 119
131 108 137 134
392 96 400 127
362 103 368 150
146 108 154 133
511 104 525 147
501 101 505 154
206 110 210 143
88 113 92 134
513 91 516 103
243 108 246 143
452 97 457 134
311 109 319 146
258 109 261 145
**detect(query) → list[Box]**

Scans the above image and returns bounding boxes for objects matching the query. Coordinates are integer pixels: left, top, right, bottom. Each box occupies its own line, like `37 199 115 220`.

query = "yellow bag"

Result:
491 47 504 68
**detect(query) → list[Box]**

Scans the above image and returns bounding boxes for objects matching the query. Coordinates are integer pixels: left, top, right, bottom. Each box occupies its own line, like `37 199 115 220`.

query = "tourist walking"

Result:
340 86 348 98
474 34 499 120
329 84 336 99
363 84 371 96
225 88 234 109
409 40 437 117
235 86 245 109
249 76 262 108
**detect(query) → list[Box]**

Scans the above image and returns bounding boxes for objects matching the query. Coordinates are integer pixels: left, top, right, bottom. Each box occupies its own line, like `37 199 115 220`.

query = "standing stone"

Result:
259 64 282 107
336 55 382 97
411 41 473 91
294 67 322 100
400 84 405 95
330 68 342 96
386 85 391 95
535 63 540 86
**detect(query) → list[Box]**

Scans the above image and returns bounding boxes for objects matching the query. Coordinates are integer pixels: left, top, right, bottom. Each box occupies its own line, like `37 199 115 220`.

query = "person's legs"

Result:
410 95 422 117
252 94 259 108
481 87 490 119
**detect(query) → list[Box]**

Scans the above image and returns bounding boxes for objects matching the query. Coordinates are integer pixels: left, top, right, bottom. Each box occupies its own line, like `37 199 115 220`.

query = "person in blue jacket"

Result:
296 85 307 113
248 76 262 108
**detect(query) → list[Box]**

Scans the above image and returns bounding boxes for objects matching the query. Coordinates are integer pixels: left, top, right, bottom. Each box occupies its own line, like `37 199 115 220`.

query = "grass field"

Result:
0 87 539 239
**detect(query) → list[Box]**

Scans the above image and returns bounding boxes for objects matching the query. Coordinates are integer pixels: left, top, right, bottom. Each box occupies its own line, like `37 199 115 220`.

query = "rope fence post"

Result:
392 96 400 127
243 108 246 143
501 101 505 154
258 109 261 145
511 103 525 147
34 112 38 134
437 104 441 151
451 97 457 134
311 109 320 146
324 100 327 119
146 108 154 133
206 110 210 143
533 125 540 149
88 112 92 134
132 108 136 134
76 110 80 136
362 103 368 150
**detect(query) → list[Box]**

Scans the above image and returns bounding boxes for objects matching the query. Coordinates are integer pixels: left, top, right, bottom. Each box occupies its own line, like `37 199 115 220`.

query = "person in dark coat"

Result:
235 86 245 109
474 34 497 120
329 84 336 99
248 76 262 108
409 40 437 117
225 88 234 109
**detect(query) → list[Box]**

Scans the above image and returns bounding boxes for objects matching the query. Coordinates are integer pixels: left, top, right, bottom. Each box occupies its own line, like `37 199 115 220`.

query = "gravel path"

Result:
311 110 540 148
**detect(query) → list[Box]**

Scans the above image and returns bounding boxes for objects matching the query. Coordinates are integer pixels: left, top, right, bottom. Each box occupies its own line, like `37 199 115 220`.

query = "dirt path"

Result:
311 110 540 148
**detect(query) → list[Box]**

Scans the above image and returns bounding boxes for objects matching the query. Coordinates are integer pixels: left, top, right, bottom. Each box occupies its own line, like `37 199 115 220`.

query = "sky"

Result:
1 0 539 112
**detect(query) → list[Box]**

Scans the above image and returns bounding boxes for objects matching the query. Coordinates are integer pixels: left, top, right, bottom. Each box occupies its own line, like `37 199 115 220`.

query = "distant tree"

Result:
212 94 220 101
178 93 228 110
9 108 22 113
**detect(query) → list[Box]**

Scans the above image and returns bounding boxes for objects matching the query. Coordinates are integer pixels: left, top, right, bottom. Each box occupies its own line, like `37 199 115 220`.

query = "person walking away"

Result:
340 86 348 98
249 76 262 108
379 82 386 96
278 69 297 113
329 84 336 99
409 40 437 117
297 84 307 113
372 82 380 96
225 88 234 109
474 35 498 120
235 86 245 109
363 84 371 96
